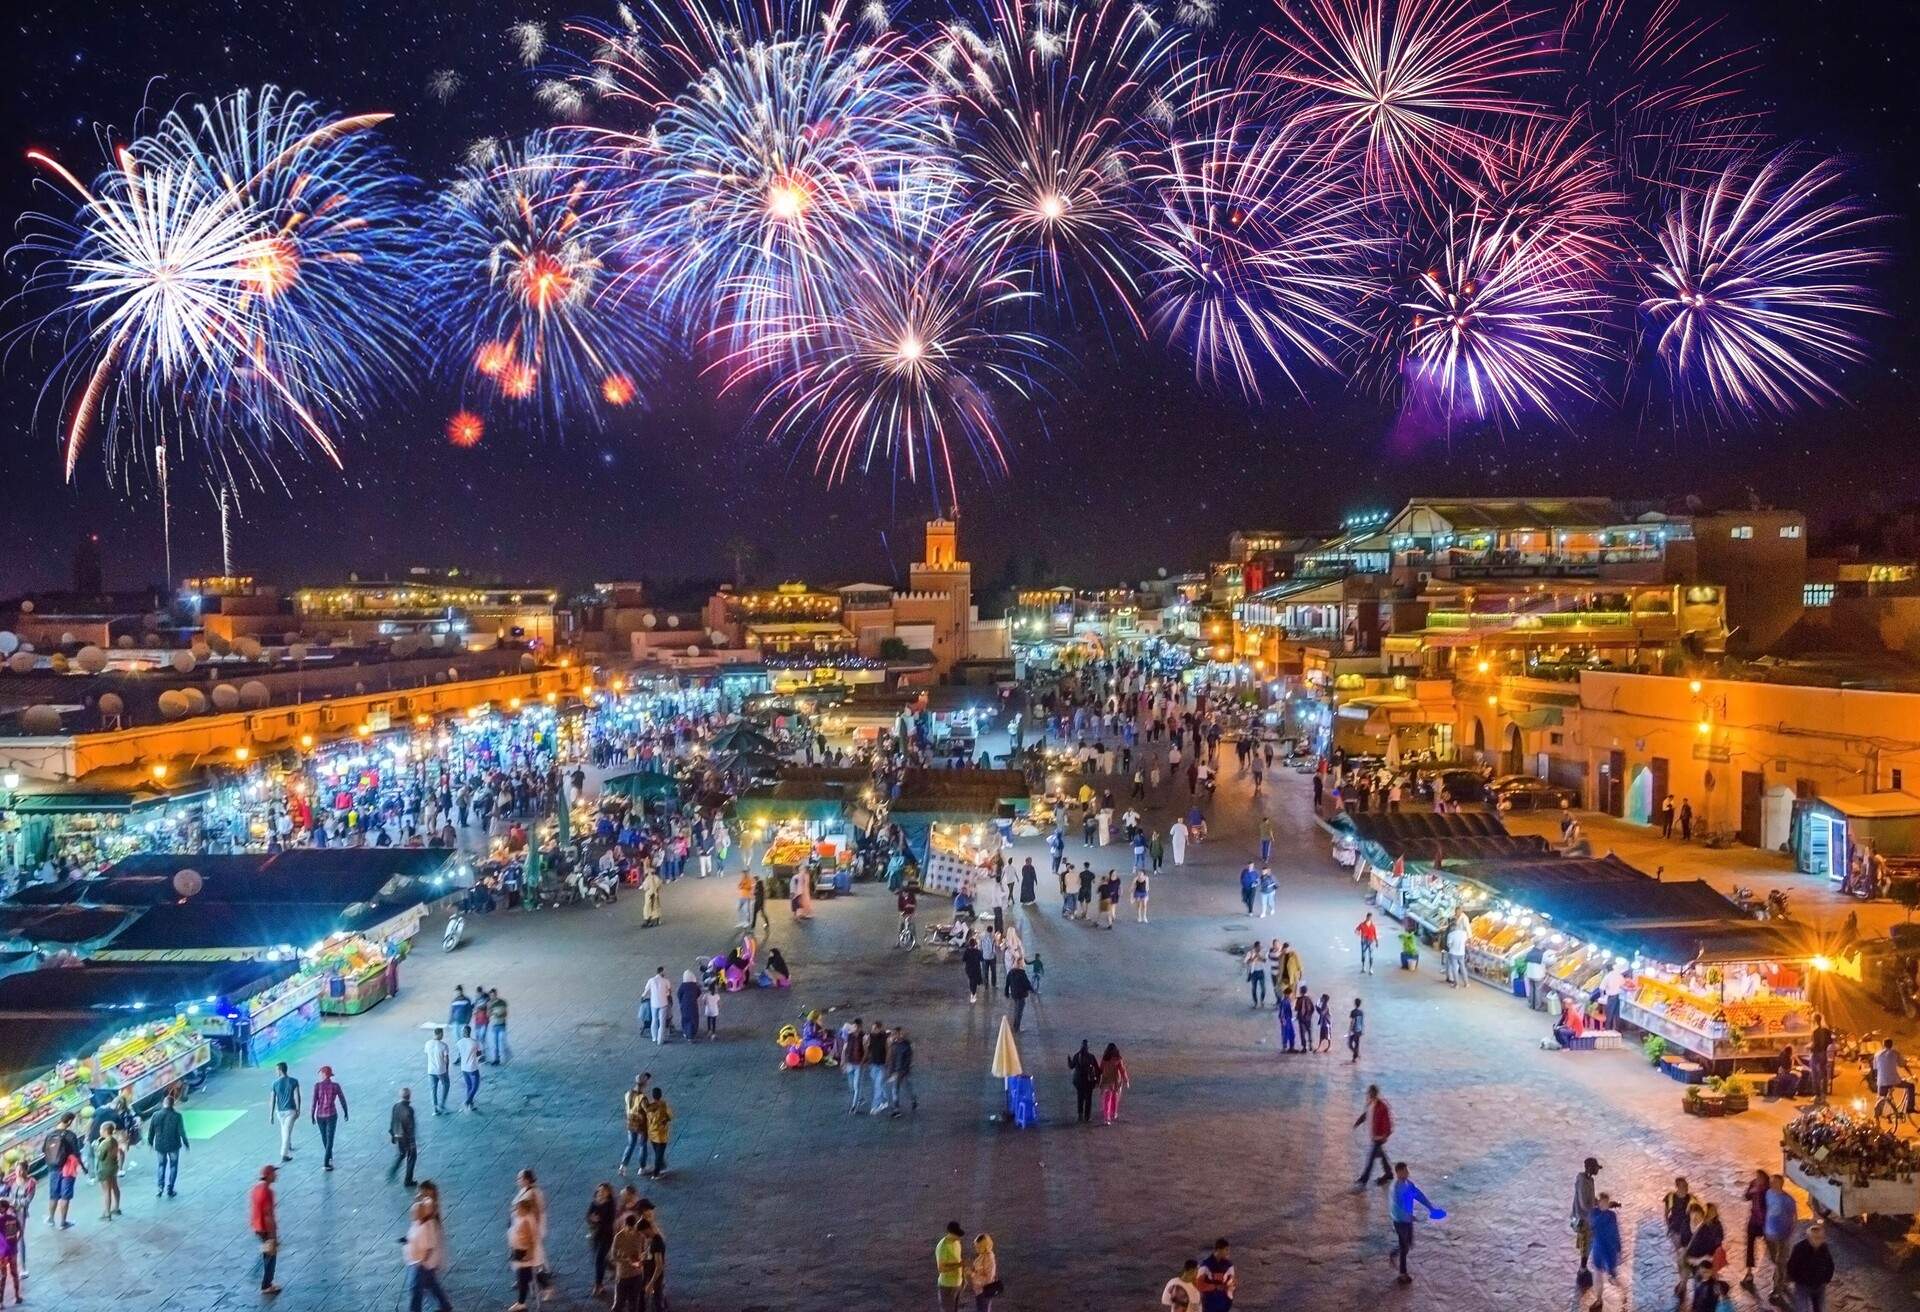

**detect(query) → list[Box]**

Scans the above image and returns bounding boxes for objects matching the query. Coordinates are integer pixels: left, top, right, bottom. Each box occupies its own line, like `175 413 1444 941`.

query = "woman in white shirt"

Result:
507 1196 545 1310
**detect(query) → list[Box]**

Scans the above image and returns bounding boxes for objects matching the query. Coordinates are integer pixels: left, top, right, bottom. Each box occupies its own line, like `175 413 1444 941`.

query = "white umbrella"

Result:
990 1014 1023 1080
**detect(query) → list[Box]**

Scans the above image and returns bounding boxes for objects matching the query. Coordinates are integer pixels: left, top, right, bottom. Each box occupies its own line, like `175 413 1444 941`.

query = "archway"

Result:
1502 724 1524 775
1471 718 1486 754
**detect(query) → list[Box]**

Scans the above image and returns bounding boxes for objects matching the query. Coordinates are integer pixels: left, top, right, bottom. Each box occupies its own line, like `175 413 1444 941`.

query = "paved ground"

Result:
14 749 1916 1312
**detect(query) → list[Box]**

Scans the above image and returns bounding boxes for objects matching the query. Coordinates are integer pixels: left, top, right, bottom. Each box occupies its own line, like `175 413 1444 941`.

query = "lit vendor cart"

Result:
736 779 855 899
1781 1106 1919 1222
1612 923 1819 1067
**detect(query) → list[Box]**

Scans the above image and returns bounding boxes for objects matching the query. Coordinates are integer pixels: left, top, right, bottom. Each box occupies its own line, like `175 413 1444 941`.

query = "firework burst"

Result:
14 86 415 485
1141 81 1375 403
728 222 1052 506
935 0 1196 331
423 133 665 431
1637 149 1888 421
1266 0 1556 195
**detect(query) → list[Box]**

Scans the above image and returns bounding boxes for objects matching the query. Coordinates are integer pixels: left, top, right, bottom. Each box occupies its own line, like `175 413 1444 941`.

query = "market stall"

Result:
736 780 855 898
1611 923 1821 1065
6 772 213 873
1782 1105 1920 1222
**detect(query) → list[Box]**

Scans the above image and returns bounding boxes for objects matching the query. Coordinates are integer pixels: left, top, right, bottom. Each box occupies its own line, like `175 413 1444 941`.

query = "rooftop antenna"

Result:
218 488 233 576
156 443 172 591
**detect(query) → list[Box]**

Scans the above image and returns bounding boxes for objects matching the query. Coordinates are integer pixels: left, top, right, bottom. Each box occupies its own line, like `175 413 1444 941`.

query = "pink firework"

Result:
1265 0 1556 195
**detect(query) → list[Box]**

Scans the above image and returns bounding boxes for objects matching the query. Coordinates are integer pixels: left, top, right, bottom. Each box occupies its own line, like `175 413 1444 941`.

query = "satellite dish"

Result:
6 653 34 674
666 615 681 629
97 692 125 718
686 644 700 657
211 683 240 710
282 632 302 647
353 681 366 695
0 632 16 656
287 643 309 663
172 868 202 898
180 688 208 715
170 650 196 674
156 690 190 719
234 636 263 660
709 629 727 645
114 635 135 649
642 613 658 629
75 646 107 673
190 640 210 660
18 601 34 614
520 653 537 670
239 680 270 709
19 705 61 734
206 632 232 656
142 632 160 647
59 631 76 647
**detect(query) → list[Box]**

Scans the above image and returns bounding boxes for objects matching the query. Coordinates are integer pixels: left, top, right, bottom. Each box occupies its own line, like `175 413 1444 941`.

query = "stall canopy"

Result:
601 770 680 804
1445 857 1746 939
10 849 451 909
0 905 140 952
93 901 380 958
1584 920 1817 966
1339 812 1516 842
708 725 780 755
7 771 213 815
735 779 852 826
0 959 296 1019
1339 811 1548 867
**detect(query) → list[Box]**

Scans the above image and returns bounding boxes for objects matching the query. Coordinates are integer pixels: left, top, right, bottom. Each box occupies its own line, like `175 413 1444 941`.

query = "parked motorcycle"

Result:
442 910 467 952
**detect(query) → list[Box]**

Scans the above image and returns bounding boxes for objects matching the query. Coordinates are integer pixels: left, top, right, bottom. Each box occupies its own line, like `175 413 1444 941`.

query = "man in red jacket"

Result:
249 1165 281 1295
1353 1086 1394 1187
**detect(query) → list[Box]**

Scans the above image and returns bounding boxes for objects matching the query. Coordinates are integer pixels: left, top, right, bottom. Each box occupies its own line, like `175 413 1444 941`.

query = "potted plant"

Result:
1642 1035 1667 1066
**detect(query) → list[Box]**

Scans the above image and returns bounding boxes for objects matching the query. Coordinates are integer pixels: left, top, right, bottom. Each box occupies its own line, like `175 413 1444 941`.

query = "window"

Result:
1779 523 1802 539
1730 525 1754 540
1894 768 1905 791
1549 732 1564 746
1803 583 1834 608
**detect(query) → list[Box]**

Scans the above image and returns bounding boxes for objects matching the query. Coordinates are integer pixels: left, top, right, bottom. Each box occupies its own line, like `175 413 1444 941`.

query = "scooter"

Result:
1765 888 1792 921
442 910 466 952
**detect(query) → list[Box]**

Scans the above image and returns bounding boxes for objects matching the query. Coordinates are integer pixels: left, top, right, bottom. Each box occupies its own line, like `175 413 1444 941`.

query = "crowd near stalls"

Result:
1340 793 1852 1075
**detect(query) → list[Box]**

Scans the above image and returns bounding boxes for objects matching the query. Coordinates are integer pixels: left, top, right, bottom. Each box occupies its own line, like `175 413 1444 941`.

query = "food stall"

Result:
198 965 325 1061
1611 923 1819 1066
919 822 1004 899
6 773 214 874
314 935 399 1015
736 780 855 898
1782 1105 1920 1221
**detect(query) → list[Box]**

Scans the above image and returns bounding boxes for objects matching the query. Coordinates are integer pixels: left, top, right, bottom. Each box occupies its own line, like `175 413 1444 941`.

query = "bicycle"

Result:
896 916 917 949
1872 1086 1918 1135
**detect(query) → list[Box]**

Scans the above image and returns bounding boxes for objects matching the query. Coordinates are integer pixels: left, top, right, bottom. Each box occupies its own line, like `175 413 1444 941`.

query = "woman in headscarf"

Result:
676 971 703 1042
1097 1044 1131 1125
969 1233 1000 1311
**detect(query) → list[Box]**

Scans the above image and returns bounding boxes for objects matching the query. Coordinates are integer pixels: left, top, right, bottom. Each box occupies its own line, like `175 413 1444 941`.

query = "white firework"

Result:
1030 24 1064 58
861 1 890 29
1176 1 1218 28
534 79 586 118
507 20 547 66
464 137 500 168
616 2 639 31
427 70 462 104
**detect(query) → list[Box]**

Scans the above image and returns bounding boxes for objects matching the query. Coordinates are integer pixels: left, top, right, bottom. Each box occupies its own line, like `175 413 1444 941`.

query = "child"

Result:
1316 993 1333 1053
1347 999 1365 1063
701 982 721 1037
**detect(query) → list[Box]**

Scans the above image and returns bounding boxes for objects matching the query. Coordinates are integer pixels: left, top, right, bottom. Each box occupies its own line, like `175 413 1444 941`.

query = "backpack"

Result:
41 1130 69 1170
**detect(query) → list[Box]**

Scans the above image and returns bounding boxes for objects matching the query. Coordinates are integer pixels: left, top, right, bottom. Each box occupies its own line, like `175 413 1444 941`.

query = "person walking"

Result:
1316 992 1333 1052
887 1026 919 1116
1276 942 1302 997
1741 1167 1770 1290
1763 1172 1800 1307
388 1088 418 1187
609 1208 646 1312
676 971 702 1042
403 1192 453 1312
1195 1238 1235 1312
0 1200 21 1306
1388 1162 1439 1286
1098 1043 1130 1124
250 1164 282 1296
969 1234 1000 1312
5 1158 36 1273
843 1020 868 1112
455 1026 483 1111
587 1182 618 1298
266 1062 301 1162
1444 918 1468 988
979 928 999 993
1355 913 1378 974
93 1122 123 1219
642 1088 672 1179
1679 798 1694 841
1294 988 1315 1054
1238 864 1257 915
1257 868 1277 918
1663 1178 1696 1298
620 1073 652 1175
963 935 985 1004
1132 869 1151 922
1169 818 1188 867
507 1195 545 1312
1586 1192 1623 1312
148 1093 188 1198
750 876 772 933
41 1112 82 1230
1572 1156 1601 1276
1258 817 1273 865
488 991 511 1065
1069 1041 1101 1124
1786 1221 1834 1312
935 1222 966 1312
1161 1258 1202 1310
1004 963 1033 1032
1353 1086 1393 1185
864 1021 893 1114
310 1065 348 1170
424 1028 452 1115
643 968 672 1046
1347 999 1365 1062
735 871 754 927
1245 943 1268 1008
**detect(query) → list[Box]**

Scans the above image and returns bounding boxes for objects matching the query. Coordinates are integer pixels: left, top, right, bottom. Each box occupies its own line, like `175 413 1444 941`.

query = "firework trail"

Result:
1638 149 1888 421
15 86 415 485
423 132 665 431
428 70 463 104
509 20 549 66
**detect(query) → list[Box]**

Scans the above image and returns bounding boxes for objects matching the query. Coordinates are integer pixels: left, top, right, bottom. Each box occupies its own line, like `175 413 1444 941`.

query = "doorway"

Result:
1804 812 1846 879
1626 765 1653 825
1503 724 1524 775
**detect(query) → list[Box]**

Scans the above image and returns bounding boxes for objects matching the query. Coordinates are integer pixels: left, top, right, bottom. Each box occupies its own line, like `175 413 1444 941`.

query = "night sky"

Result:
1 0 1915 597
